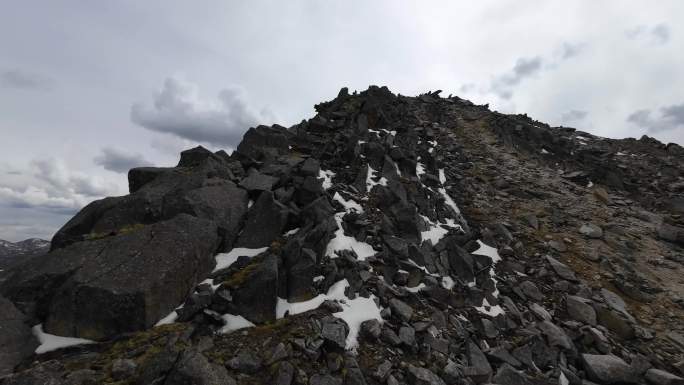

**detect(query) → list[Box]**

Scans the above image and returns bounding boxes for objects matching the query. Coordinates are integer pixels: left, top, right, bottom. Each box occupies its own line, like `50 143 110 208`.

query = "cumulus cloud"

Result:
490 57 543 99
0 158 122 216
627 103 684 133
561 110 588 124
131 77 274 148
94 147 152 173
625 23 671 45
0 69 53 90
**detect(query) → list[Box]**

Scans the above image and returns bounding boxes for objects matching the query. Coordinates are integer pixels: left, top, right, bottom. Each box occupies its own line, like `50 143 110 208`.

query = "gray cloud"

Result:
131 77 274 149
491 56 543 99
626 23 671 45
559 42 585 59
1 69 53 90
561 110 588 123
627 103 684 133
94 147 153 173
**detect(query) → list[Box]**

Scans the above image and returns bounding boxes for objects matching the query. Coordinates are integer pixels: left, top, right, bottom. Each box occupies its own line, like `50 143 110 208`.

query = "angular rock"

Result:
406 364 446 385
227 351 262 374
579 223 603 238
225 254 279 324
463 340 492 383
644 368 684 385
239 172 279 192
492 364 533 385
582 354 636 384
546 256 577 281
0 296 39 376
236 191 289 248
389 298 413 322
566 295 597 326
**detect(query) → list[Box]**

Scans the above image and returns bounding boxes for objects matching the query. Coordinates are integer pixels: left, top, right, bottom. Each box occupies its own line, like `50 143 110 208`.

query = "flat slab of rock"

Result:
1 214 219 340
546 256 578 281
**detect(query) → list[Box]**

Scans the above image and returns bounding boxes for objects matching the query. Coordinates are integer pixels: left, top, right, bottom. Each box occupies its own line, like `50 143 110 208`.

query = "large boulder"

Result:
236 191 289 248
1 214 219 340
224 253 279 324
52 148 238 251
0 296 39 376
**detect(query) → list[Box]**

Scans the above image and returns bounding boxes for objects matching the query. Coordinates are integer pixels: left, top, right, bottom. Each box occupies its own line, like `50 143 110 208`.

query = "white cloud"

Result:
131 76 275 148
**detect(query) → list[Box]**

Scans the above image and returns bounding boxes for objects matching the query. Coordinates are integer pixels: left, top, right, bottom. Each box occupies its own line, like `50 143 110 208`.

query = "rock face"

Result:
0 296 39 376
1 86 683 385
2 214 219 339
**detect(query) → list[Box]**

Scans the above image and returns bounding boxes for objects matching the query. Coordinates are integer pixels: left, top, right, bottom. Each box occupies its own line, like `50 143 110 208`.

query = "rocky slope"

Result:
1 86 683 385
0 238 49 270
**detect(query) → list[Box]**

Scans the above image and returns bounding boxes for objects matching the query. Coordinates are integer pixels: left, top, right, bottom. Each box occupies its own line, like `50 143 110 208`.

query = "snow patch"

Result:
326 213 376 260
366 165 387 191
33 324 95 354
319 169 336 190
438 169 446 185
219 313 255 334
333 192 364 213
438 187 461 214
416 163 426 177
214 247 269 272
285 228 300 236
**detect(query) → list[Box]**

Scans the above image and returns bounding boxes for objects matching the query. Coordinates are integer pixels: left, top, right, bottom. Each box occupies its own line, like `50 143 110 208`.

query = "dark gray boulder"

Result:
225 253 279 324
161 182 248 250
236 125 290 161
0 296 39 376
236 191 289 248
2 214 219 340
128 166 173 193
240 171 279 192
463 340 492 384
582 354 636 384
566 295 597 325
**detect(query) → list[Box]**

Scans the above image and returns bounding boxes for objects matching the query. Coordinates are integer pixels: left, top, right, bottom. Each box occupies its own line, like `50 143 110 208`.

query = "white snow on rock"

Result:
471 240 505 316
319 169 336 190
333 192 364 213
33 324 95 354
214 247 268 272
277 279 382 349
155 309 180 326
333 294 382 350
472 240 501 264
438 169 446 185
366 165 388 191
326 213 376 260
219 313 255 334
405 283 427 293
416 163 426 177
285 228 300 236
438 187 461 214
541 148 550 154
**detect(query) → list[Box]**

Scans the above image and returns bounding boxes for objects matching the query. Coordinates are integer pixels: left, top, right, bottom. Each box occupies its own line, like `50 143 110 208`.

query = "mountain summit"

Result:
1 86 683 384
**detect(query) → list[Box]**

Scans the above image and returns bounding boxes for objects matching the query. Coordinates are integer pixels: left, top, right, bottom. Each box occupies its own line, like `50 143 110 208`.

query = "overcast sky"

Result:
1 1 683 241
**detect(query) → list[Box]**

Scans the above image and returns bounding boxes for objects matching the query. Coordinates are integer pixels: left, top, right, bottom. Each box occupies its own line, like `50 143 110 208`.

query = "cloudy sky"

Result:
1 1 682 241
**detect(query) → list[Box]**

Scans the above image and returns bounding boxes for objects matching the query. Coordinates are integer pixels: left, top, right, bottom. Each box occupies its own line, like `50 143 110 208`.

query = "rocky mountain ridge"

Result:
0 86 683 385
0 238 50 270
